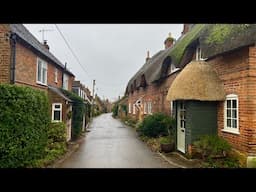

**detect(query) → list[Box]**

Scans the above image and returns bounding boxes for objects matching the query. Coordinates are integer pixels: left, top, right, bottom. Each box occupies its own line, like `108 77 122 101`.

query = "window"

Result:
133 104 136 114
147 101 152 114
144 102 147 114
37 58 47 85
223 94 239 134
170 64 179 74
63 73 69 90
52 103 62 122
54 68 58 83
161 56 171 78
128 103 131 113
195 46 207 61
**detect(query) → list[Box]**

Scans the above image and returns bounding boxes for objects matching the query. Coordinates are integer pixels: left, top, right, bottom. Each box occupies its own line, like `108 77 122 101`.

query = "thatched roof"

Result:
126 47 173 93
126 24 256 95
166 60 225 101
169 24 205 67
199 24 256 59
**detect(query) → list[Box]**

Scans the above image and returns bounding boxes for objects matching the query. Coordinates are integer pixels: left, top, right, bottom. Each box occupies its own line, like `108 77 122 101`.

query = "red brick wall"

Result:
47 64 63 88
15 42 74 91
68 75 74 91
0 24 11 83
127 71 179 120
209 46 256 156
48 90 70 123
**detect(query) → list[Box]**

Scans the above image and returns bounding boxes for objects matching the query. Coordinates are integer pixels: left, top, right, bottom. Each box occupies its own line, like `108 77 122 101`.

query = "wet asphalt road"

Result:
58 113 177 168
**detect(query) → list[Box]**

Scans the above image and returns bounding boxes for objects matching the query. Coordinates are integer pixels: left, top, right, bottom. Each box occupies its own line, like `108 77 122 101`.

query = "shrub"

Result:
192 135 232 159
0 85 50 168
61 89 85 141
159 136 173 144
137 113 173 138
112 104 118 118
41 122 67 166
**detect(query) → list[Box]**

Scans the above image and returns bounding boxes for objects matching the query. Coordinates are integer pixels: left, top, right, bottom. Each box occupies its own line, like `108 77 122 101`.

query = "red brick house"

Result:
0 24 75 141
126 24 256 166
125 33 180 122
166 24 256 166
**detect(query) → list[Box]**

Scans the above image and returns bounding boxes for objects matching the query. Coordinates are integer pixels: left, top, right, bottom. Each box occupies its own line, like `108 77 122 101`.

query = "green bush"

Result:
159 136 173 144
121 104 127 116
0 84 50 168
61 89 85 141
137 113 173 138
43 122 67 165
192 135 232 159
112 104 118 118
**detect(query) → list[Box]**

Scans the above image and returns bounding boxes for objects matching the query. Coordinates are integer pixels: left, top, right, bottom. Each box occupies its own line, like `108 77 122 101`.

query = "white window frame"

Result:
52 103 62 122
196 46 207 61
223 94 239 134
63 73 69 90
128 103 131 113
170 64 179 74
144 102 147 114
133 104 136 114
147 101 152 115
54 68 58 83
36 58 47 85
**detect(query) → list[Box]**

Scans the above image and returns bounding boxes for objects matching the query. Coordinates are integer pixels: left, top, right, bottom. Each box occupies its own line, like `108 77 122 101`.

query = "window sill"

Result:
222 129 240 135
36 81 48 87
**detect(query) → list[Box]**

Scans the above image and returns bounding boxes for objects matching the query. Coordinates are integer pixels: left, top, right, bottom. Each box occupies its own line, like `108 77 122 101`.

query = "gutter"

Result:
10 33 17 84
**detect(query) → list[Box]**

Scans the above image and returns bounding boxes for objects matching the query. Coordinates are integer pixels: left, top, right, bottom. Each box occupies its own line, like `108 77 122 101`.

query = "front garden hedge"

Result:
0 84 50 168
61 89 85 140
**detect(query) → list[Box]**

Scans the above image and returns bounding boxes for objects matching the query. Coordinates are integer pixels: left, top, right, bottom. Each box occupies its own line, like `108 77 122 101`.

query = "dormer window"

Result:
170 64 179 73
140 74 146 87
161 56 171 78
196 46 206 61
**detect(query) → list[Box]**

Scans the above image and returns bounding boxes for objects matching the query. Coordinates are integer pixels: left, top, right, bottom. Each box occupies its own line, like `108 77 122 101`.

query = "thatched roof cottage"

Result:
165 24 256 166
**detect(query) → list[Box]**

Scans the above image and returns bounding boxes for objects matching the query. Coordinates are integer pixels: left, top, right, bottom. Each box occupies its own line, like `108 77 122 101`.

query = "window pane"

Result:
232 119 237 128
184 121 186 129
42 68 47 84
227 100 231 108
37 62 42 81
54 111 61 121
227 109 231 118
232 109 237 118
232 100 237 108
227 119 231 127
55 105 60 109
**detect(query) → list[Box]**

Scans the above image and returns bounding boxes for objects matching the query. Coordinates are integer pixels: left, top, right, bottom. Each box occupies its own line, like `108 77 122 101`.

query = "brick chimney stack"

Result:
181 24 194 35
164 32 174 49
43 40 49 50
146 50 150 62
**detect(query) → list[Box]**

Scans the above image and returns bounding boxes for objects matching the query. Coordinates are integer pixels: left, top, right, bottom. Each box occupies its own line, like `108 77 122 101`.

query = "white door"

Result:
177 101 186 153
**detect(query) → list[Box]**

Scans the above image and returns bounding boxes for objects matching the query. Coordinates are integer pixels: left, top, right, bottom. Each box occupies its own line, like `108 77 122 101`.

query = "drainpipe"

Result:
62 62 67 89
10 33 17 84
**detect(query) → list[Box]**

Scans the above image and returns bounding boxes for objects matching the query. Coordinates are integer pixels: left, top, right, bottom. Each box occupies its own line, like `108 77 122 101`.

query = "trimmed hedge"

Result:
61 89 85 140
0 84 50 168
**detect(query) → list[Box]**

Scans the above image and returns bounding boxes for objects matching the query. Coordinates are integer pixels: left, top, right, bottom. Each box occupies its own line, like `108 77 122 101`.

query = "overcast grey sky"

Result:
24 24 183 102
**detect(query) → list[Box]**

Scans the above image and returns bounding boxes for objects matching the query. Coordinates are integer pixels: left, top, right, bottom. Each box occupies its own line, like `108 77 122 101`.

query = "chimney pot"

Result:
146 50 150 62
164 33 174 49
43 40 50 50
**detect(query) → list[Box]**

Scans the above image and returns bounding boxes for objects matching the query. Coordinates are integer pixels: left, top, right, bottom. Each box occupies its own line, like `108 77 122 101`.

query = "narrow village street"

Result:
58 113 178 168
